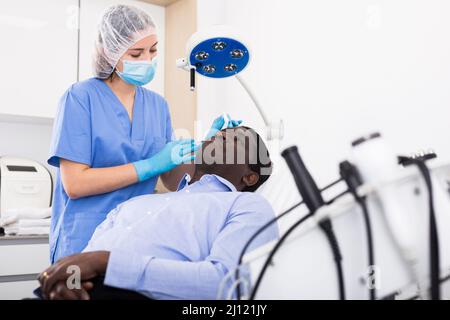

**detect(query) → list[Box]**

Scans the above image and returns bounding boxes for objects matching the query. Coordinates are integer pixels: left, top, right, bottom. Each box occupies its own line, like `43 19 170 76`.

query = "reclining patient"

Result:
38 126 278 300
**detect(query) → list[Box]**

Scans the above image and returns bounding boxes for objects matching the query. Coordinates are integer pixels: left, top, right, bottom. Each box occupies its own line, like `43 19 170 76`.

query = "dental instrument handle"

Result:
282 146 324 212
281 145 346 300
190 66 196 91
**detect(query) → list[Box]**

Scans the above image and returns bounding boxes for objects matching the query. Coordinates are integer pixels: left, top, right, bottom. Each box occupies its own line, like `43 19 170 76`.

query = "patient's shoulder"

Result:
229 192 279 239
239 191 271 201
237 191 271 202
232 192 276 218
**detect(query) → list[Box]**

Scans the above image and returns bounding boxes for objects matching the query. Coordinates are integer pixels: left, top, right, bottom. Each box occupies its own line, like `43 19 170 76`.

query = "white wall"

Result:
0 118 54 175
0 0 78 118
196 0 450 222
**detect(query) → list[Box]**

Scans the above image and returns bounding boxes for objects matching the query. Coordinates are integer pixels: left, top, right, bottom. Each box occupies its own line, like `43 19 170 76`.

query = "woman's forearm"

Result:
61 158 195 199
60 159 139 199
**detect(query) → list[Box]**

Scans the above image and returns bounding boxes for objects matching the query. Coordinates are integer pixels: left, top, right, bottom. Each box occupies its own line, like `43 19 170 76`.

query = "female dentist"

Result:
47 4 241 263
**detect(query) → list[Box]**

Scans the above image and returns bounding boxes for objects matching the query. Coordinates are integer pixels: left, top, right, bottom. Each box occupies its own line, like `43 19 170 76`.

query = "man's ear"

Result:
242 172 259 188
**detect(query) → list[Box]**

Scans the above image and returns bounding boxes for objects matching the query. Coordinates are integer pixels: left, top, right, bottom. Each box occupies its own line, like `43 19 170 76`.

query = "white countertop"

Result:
0 234 48 244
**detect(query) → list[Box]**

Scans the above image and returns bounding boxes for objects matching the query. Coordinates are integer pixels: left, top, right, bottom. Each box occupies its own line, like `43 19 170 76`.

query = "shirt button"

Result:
165 197 170 201
127 226 132 231
147 211 152 215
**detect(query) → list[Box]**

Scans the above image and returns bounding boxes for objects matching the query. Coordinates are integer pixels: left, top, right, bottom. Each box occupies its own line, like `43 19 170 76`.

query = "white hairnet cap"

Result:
94 4 157 79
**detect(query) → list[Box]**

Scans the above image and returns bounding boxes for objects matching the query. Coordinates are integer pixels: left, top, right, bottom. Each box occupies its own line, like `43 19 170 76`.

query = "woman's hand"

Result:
206 114 242 140
133 139 200 182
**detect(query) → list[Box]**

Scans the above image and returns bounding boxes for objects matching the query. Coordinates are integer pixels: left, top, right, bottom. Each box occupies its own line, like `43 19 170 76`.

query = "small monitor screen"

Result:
6 165 37 172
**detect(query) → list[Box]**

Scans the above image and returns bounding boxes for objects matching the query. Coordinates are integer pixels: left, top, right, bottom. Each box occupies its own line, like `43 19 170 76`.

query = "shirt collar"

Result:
176 173 237 192
176 174 192 191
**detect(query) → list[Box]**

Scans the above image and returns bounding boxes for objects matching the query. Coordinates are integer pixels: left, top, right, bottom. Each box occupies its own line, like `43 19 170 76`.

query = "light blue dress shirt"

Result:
48 78 173 263
83 174 278 300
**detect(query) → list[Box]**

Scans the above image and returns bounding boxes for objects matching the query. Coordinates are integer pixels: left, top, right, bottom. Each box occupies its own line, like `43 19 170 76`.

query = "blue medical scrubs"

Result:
48 77 173 263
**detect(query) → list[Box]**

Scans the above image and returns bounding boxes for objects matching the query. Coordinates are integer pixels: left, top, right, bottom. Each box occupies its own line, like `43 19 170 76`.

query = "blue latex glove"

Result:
205 114 243 140
133 139 199 182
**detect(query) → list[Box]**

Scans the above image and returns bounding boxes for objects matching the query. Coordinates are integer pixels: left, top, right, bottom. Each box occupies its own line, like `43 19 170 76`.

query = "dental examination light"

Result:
176 25 284 141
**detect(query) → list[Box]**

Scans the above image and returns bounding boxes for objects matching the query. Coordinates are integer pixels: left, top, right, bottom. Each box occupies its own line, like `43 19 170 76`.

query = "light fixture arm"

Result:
235 74 270 127
177 58 284 141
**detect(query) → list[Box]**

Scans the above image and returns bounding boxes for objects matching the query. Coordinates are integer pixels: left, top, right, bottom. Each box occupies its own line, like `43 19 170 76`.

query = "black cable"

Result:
235 178 343 299
325 190 349 205
339 161 376 300
381 274 450 300
358 198 375 300
235 200 303 299
321 178 344 191
321 190 352 300
399 154 440 300
248 190 349 300
318 218 346 300
248 213 313 300
414 161 440 300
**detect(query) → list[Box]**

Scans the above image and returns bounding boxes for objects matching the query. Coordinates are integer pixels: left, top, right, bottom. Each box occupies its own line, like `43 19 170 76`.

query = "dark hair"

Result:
239 126 273 192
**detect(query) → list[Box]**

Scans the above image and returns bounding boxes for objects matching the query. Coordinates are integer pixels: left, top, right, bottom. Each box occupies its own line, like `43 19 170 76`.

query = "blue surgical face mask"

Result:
116 58 157 86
